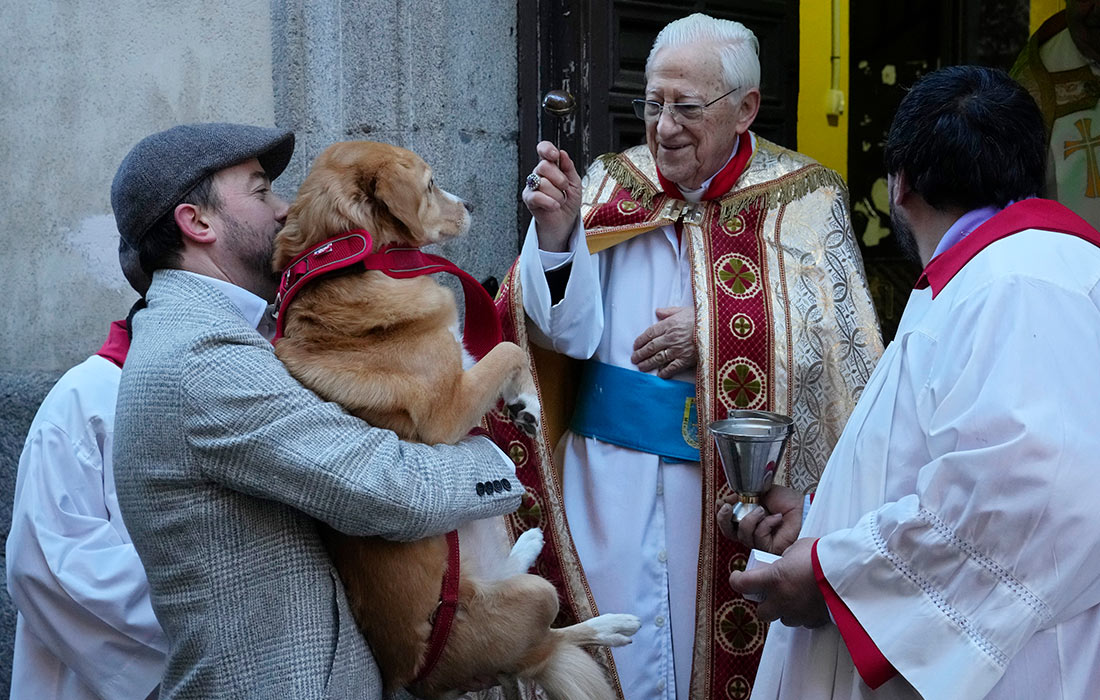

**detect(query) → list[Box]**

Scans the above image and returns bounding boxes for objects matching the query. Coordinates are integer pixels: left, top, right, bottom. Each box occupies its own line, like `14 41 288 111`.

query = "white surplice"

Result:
7 354 168 700
519 200 706 700
753 227 1100 699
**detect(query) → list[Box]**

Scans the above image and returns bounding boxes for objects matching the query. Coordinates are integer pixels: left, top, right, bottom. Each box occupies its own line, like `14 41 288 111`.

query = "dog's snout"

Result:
463 200 474 214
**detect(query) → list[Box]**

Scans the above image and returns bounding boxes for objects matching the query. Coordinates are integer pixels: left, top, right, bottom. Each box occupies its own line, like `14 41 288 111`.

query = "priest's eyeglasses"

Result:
632 86 740 124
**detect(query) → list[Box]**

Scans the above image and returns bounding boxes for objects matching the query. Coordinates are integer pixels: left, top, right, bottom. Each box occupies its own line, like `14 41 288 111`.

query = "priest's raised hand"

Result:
522 141 583 253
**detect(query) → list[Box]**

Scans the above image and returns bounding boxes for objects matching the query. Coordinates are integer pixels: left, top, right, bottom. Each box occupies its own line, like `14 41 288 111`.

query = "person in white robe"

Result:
500 12 881 700
6 243 167 699
728 65 1100 700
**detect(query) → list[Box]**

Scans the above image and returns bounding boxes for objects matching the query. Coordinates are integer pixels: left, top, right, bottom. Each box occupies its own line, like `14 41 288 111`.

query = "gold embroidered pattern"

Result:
715 253 761 299
715 600 766 655
596 152 658 207
719 358 766 411
723 215 746 235
616 198 641 215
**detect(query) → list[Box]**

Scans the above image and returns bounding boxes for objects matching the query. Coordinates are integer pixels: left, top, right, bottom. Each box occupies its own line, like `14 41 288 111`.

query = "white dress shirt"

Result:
180 271 275 339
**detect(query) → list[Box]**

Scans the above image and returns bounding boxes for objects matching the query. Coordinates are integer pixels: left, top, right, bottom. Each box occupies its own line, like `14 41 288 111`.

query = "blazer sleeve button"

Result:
476 482 485 496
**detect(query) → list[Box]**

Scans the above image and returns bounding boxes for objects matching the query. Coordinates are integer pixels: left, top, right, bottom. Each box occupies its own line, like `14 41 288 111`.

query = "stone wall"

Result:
0 0 519 371
0 1 278 372
0 1 518 691
271 0 520 284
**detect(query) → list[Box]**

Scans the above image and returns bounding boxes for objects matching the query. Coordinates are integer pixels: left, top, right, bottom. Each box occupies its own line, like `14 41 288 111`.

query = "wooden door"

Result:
846 0 1029 340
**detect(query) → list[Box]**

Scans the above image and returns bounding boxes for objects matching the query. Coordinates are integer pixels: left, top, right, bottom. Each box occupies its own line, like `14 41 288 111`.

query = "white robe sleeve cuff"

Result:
518 216 603 357
815 497 1023 700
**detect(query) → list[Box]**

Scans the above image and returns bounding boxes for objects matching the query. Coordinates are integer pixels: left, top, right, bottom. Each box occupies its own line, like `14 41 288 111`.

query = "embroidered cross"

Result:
732 316 752 337
1064 118 1100 198
727 676 751 699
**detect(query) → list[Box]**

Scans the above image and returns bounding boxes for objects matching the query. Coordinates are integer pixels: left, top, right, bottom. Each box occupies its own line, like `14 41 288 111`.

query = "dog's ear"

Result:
373 160 426 243
273 173 362 266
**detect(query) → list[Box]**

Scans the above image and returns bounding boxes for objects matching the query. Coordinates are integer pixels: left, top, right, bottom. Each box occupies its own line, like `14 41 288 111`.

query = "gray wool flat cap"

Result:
111 122 295 247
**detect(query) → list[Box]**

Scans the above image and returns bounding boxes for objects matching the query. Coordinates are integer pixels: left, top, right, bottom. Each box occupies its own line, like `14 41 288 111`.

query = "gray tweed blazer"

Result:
114 270 520 699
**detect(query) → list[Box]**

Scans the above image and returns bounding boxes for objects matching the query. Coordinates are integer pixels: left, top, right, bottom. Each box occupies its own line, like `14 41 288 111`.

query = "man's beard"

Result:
223 213 280 287
890 204 922 266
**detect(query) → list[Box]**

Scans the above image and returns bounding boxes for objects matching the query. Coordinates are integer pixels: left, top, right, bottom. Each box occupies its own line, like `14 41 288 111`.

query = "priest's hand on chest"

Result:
631 306 698 378
729 537 829 629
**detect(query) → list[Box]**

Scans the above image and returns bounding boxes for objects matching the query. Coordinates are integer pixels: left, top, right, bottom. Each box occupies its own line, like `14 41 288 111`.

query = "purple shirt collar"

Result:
931 204 1005 259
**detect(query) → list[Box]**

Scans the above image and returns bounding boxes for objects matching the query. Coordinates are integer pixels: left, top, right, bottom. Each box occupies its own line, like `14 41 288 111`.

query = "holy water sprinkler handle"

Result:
541 89 576 167
542 88 576 118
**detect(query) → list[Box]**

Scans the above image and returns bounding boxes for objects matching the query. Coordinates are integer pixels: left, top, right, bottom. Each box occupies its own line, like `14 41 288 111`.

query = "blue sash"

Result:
570 360 700 462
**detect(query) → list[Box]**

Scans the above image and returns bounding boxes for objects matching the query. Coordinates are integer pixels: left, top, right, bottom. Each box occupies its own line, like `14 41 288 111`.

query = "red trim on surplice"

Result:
916 199 1100 298
811 539 898 689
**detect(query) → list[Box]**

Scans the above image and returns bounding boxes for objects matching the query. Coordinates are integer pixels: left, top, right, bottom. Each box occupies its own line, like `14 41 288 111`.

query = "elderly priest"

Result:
487 11 882 700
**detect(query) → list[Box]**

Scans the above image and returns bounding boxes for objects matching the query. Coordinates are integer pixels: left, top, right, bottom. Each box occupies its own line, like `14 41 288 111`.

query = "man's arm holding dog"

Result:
183 331 520 540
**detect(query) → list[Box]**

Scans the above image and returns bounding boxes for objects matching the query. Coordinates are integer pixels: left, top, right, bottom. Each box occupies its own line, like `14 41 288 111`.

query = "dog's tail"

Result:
533 638 617 700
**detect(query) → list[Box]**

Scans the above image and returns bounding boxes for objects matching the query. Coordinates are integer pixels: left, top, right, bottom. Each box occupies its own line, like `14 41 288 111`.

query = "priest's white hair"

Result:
645 13 761 98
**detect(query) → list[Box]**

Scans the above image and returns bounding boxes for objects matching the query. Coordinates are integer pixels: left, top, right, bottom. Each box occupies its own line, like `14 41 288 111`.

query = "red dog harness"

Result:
273 229 502 355
273 229 502 682
417 529 462 684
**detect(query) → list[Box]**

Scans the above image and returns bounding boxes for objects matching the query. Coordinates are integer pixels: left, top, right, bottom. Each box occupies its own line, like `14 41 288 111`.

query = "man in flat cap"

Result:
109 123 521 699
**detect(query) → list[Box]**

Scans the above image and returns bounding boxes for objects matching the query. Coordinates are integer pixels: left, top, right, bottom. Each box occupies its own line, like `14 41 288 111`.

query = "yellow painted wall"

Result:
797 0 848 178
1031 0 1062 32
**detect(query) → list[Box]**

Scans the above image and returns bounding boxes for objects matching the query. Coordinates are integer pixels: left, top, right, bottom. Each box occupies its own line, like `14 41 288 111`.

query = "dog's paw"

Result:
507 527 545 572
586 614 642 647
504 392 541 436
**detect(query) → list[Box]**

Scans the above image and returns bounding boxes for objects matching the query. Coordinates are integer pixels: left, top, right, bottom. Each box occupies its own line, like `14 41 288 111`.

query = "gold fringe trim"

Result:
597 152 848 223
718 164 848 222
597 153 658 208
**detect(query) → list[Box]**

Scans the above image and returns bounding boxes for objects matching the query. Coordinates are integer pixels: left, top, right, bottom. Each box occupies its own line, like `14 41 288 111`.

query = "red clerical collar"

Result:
95 320 131 368
915 198 1100 298
656 131 753 201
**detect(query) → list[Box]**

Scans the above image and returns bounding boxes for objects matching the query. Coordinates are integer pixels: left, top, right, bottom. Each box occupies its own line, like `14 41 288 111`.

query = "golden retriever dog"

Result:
272 141 640 700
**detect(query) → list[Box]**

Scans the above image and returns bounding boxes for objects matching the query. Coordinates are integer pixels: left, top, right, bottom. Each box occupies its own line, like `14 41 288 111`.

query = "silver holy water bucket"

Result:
709 410 795 524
